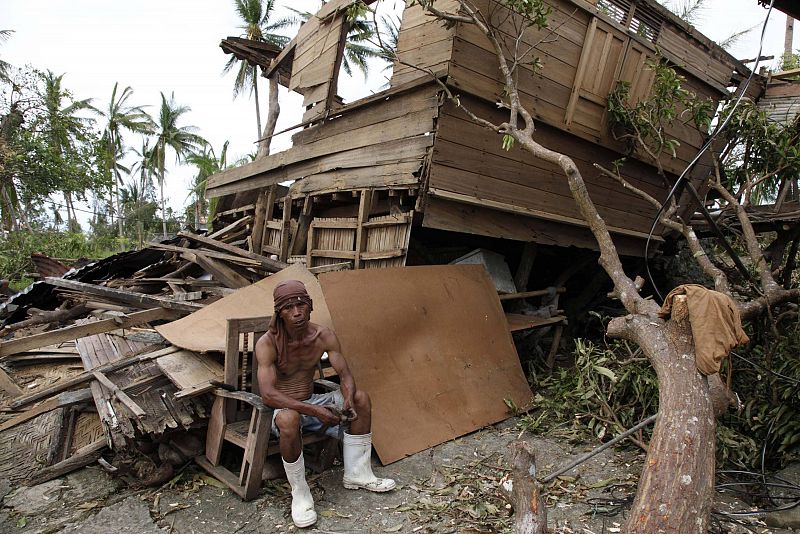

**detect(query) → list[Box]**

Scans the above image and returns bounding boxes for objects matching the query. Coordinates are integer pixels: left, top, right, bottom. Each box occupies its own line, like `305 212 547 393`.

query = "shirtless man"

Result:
255 279 395 528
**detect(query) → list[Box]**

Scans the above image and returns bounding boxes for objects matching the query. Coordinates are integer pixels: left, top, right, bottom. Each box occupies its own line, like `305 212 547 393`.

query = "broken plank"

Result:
0 307 178 359
0 366 22 397
92 371 147 418
505 313 566 332
149 243 262 267
157 350 223 392
9 346 180 410
308 261 352 274
44 278 204 313
178 231 287 272
182 251 252 289
173 291 203 301
208 215 253 240
26 439 106 487
0 388 93 432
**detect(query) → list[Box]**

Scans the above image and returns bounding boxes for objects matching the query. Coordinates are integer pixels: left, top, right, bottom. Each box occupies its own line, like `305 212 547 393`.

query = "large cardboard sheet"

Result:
156 264 333 353
320 265 533 464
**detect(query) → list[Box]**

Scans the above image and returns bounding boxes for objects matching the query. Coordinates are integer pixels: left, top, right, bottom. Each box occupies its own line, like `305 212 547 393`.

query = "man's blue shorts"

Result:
270 389 344 438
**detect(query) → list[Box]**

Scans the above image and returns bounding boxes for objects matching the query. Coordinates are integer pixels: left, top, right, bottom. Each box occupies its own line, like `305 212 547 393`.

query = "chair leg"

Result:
240 408 271 500
205 397 227 465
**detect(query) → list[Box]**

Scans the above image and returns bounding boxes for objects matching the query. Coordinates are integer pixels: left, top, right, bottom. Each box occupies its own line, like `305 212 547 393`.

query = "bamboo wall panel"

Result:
307 212 413 269
363 214 414 269
262 219 284 256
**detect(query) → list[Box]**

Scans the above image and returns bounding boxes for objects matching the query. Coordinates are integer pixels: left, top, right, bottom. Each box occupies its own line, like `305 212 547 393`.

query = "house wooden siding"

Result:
207 0 749 262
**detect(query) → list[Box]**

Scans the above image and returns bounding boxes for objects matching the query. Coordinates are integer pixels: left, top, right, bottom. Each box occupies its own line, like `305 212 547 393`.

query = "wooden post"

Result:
279 196 292 262
250 190 268 254
354 189 374 269
514 242 538 292
291 196 314 256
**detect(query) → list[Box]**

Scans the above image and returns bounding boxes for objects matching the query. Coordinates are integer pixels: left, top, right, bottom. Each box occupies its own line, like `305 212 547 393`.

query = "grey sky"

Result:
1 0 796 225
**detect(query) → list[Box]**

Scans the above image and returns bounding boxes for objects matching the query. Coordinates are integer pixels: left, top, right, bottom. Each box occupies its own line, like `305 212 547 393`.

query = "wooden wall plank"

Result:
422 197 651 257
207 135 432 198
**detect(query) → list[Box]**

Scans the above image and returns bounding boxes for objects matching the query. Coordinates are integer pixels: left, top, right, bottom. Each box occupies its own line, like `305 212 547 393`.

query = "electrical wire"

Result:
730 350 800 385
643 0 776 302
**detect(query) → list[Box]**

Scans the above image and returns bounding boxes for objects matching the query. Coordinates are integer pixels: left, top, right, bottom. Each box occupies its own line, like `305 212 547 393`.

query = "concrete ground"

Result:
0 418 791 534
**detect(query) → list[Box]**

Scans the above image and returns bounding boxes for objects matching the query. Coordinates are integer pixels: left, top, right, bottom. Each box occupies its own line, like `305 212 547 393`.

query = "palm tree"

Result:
40 70 97 230
150 92 205 239
223 0 292 143
186 141 230 229
130 139 156 246
99 83 154 241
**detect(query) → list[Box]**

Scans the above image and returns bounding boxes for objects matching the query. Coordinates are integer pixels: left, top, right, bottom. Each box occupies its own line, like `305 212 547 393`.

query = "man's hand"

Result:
342 396 358 422
313 405 342 426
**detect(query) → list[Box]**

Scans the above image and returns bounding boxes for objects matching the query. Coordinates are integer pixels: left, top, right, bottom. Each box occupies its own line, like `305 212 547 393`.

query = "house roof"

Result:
761 0 800 20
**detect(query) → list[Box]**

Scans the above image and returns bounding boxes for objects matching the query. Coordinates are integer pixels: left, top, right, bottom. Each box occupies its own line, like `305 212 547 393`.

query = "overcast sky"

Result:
1 0 797 226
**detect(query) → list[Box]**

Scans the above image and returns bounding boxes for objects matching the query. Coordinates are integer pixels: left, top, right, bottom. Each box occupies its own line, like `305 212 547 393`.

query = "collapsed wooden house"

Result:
209 0 754 271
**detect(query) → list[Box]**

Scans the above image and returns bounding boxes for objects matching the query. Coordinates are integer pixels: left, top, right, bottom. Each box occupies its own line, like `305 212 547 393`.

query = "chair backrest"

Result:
225 316 269 420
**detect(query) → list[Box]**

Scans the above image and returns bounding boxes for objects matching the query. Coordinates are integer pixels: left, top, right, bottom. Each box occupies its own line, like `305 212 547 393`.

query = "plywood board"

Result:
156 264 333 353
320 265 533 464
157 350 224 390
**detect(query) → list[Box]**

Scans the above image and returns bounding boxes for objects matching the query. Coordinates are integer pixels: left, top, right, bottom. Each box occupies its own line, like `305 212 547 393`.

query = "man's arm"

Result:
321 329 358 417
254 334 340 426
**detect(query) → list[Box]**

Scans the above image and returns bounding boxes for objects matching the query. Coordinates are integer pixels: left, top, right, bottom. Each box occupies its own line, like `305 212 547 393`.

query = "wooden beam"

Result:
178 231 288 272
279 196 292 262
182 251 252 289
0 307 178 359
499 287 566 301
92 371 147 418
9 346 180 410
514 242 538 293
44 278 204 313
149 243 261 267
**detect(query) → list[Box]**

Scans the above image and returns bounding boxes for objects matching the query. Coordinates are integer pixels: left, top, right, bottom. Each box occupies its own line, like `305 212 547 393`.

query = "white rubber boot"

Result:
282 454 317 528
342 432 396 492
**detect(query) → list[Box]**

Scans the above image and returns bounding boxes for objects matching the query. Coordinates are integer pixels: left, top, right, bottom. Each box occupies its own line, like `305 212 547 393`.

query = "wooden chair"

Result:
196 316 339 500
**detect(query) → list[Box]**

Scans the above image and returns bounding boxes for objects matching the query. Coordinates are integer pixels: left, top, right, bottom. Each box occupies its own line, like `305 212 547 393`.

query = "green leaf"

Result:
16 517 27 528
593 365 617 382
501 134 515 151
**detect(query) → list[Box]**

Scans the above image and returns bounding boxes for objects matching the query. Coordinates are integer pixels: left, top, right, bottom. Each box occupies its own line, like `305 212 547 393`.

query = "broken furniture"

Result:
195 316 339 500
501 286 567 369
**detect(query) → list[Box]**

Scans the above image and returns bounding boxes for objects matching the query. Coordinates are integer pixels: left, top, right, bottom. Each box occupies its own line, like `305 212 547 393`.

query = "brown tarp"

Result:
320 265 533 464
156 264 333 353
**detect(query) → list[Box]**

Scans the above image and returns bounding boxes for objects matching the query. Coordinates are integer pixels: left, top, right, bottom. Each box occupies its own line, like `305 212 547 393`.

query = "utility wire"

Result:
643 0 776 301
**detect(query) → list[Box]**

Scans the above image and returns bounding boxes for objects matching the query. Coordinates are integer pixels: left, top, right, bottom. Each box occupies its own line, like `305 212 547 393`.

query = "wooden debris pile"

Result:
0 227 295 488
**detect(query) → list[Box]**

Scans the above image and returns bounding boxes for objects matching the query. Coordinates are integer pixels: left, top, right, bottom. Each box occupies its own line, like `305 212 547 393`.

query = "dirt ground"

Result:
0 417 790 534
